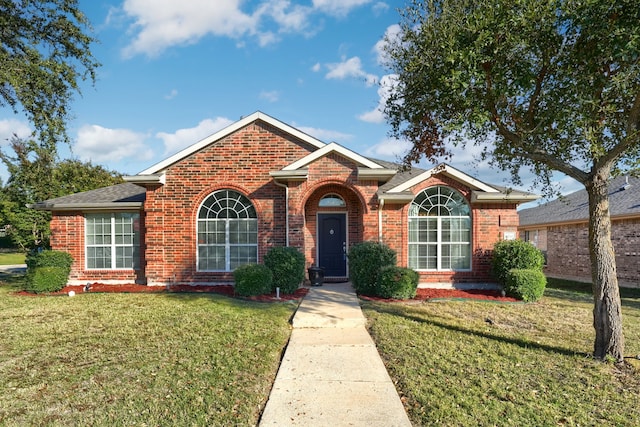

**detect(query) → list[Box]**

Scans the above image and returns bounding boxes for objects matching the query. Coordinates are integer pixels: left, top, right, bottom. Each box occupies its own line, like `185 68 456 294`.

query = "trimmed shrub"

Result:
348 241 396 295
264 246 306 294
376 266 419 300
504 269 547 302
491 239 544 285
233 264 273 297
25 250 73 293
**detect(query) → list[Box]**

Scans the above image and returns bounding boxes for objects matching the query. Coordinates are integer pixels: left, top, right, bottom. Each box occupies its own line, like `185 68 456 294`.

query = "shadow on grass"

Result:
363 301 589 359
546 278 640 310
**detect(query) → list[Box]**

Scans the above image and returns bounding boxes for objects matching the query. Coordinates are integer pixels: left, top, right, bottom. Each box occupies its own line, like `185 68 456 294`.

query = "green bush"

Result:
491 239 544 285
25 250 73 293
376 266 419 299
233 264 273 297
504 269 547 302
348 241 396 295
264 246 306 294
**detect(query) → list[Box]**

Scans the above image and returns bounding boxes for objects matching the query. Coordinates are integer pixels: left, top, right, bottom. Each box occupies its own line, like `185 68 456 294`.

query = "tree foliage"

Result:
0 137 123 251
383 0 640 361
0 0 99 148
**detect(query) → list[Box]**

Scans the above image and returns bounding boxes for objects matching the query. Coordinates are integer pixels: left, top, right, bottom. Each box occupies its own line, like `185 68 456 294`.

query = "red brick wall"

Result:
544 219 640 287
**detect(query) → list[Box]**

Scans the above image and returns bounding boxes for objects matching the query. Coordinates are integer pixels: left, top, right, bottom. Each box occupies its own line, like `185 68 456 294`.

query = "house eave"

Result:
357 168 397 182
471 191 540 204
124 174 166 185
29 202 143 212
269 170 309 181
379 192 415 204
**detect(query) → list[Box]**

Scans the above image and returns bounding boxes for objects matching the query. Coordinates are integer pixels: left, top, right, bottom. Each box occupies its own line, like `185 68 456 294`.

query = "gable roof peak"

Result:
387 163 500 194
138 111 327 176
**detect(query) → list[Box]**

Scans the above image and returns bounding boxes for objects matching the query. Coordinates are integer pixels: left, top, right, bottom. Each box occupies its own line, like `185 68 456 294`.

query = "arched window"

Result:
197 190 257 271
408 186 471 270
319 194 346 207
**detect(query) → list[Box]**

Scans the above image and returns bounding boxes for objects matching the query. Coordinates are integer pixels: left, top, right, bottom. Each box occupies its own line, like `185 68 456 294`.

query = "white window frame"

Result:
196 190 258 272
408 186 472 272
85 212 140 270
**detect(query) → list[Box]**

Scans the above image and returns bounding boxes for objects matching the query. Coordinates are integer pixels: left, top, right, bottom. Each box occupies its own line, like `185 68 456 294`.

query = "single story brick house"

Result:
518 176 640 288
33 112 537 287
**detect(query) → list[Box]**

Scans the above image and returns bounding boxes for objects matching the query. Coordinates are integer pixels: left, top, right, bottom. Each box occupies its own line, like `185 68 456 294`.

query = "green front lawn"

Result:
363 278 640 426
0 252 25 265
0 275 297 425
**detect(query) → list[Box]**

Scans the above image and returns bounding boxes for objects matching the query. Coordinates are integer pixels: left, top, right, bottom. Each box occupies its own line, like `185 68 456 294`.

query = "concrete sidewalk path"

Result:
259 282 412 426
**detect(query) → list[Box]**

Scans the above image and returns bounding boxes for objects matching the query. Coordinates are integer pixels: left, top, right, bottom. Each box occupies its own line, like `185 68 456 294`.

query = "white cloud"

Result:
313 0 372 16
365 137 412 160
259 90 280 103
75 125 154 163
121 0 260 58
0 118 32 146
121 0 360 57
296 125 353 143
374 24 401 65
325 56 378 86
359 73 397 123
372 2 389 15
256 1 313 34
311 62 321 72
164 89 178 100
156 117 234 155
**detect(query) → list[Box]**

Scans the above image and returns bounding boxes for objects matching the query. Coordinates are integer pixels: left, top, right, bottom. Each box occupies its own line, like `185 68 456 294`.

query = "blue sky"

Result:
0 0 580 203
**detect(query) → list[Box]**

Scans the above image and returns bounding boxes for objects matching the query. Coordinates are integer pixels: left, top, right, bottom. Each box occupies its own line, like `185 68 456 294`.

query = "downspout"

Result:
378 198 384 243
273 179 290 247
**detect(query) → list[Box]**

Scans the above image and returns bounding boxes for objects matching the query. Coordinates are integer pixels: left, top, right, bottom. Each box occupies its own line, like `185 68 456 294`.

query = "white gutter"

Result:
273 180 290 247
378 198 384 242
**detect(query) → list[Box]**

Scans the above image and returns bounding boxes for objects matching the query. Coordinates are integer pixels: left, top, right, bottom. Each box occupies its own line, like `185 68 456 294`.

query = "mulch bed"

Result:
14 283 309 302
360 287 519 303
14 283 517 303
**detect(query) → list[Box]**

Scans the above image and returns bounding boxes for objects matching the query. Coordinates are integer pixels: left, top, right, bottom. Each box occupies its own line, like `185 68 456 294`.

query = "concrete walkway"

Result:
259 282 412 426
0 264 26 275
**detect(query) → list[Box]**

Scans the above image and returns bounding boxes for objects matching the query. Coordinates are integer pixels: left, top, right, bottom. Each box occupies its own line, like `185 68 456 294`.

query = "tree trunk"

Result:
586 172 624 361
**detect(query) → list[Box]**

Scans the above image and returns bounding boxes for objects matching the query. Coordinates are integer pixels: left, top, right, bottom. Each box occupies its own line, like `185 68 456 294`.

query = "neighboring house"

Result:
32 112 537 287
519 176 640 288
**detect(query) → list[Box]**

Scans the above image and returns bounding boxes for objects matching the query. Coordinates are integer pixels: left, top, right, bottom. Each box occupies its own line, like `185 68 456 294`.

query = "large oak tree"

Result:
383 0 640 361
0 0 98 148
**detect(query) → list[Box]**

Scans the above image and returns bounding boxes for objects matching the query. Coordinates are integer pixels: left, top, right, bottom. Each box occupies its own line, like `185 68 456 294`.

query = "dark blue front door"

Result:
318 213 347 277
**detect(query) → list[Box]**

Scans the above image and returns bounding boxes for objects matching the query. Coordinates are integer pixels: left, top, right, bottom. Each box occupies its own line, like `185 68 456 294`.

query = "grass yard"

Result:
0 274 297 426
363 278 640 426
0 252 25 265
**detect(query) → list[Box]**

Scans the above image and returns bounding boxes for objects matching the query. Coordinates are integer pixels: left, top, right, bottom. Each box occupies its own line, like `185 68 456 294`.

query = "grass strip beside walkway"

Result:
0 275 297 426
363 279 640 426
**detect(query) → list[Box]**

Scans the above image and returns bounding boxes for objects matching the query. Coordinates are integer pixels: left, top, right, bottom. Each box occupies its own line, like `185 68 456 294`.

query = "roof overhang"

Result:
124 174 166 185
378 192 415 204
269 170 309 181
471 191 541 204
29 202 143 212
357 168 397 182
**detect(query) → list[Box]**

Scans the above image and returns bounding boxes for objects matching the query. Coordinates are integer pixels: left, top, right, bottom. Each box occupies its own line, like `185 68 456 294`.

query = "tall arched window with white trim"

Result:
408 186 471 270
197 190 257 271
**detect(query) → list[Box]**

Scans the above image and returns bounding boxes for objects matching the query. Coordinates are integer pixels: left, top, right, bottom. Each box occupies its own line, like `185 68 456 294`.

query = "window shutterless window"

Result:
197 190 258 271
85 213 140 269
408 186 471 271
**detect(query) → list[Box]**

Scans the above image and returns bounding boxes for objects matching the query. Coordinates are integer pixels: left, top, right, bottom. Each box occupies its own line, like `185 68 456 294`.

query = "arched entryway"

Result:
304 184 365 280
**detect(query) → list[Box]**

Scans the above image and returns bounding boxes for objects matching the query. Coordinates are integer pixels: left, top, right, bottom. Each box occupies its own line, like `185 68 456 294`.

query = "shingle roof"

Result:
30 183 145 211
519 176 640 226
